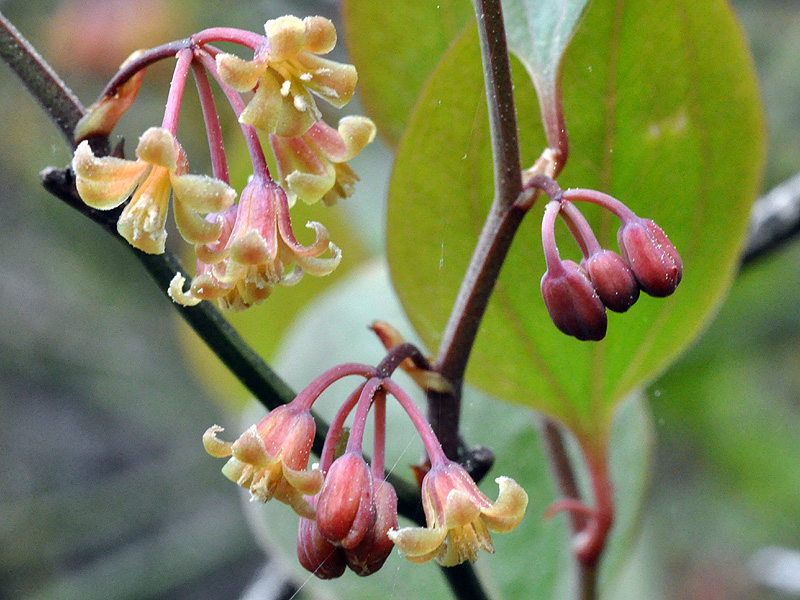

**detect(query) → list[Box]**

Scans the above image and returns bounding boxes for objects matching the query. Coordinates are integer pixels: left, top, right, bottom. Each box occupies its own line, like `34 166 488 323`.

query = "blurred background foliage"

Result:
1 0 799 599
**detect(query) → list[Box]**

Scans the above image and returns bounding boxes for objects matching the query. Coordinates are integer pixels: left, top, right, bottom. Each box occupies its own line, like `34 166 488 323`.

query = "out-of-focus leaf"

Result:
241 263 654 599
340 0 473 146
386 0 764 444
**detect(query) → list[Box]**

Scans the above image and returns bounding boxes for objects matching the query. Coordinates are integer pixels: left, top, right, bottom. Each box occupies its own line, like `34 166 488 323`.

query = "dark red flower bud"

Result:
297 498 346 579
316 451 376 549
617 218 682 297
581 249 640 313
541 260 607 341
345 478 398 576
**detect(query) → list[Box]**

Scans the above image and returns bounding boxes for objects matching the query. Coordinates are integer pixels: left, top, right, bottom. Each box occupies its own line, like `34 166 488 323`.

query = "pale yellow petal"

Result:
480 476 528 533
265 16 305 61
282 463 324 496
216 53 263 92
170 173 236 213
72 141 148 209
168 273 202 307
387 526 448 562
203 425 233 457
173 199 223 245
302 16 336 54
135 127 179 170
443 490 483 530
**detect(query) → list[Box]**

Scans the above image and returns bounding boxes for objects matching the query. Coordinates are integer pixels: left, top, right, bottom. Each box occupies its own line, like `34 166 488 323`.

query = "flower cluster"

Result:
70 16 375 310
538 183 682 341
204 346 528 578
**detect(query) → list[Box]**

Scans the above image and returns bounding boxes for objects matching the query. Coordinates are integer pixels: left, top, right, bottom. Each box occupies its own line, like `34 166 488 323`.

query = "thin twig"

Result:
0 10 84 144
741 172 800 265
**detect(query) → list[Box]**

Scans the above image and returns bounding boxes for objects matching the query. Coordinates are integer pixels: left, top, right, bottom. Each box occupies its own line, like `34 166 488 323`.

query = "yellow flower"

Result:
270 116 376 206
72 127 236 254
388 461 528 566
203 404 323 519
169 176 341 310
216 16 357 137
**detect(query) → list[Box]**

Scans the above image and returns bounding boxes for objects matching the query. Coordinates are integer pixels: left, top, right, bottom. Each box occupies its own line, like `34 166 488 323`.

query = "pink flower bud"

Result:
581 250 640 313
297 497 346 579
617 218 682 297
345 478 398 576
316 451 376 548
541 260 607 341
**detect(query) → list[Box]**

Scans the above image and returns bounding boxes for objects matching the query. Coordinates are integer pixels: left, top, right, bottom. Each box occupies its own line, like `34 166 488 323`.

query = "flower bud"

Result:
297 498 347 579
581 250 640 313
345 479 398 576
541 260 607 341
618 218 682 297
316 451 376 548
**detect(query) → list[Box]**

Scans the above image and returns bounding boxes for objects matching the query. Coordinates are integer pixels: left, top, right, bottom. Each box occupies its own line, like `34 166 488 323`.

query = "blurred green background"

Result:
1 0 800 599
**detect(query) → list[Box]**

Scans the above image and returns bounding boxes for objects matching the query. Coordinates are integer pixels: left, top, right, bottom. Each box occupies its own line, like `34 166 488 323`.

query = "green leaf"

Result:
341 0 473 146
248 263 654 599
386 0 765 442
503 0 590 89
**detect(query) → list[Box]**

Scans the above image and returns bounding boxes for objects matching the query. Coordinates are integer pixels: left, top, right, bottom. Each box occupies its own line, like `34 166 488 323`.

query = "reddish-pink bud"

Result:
345 478 398 576
581 249 640 313
618 218 682 297
541 260 607 341
316 451 376 549
297 498 347 579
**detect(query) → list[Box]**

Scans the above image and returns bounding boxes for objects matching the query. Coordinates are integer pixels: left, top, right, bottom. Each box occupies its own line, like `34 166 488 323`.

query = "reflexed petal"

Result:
135 127 179 170
202 425 233 457
302 16 337 54
72 141 148 209
388 526 448 562
480 477 529 533
168 273 202 306
271 134 335 205
216 52 264 91
116 166 172 254
294 53 357 108
289 241 341 277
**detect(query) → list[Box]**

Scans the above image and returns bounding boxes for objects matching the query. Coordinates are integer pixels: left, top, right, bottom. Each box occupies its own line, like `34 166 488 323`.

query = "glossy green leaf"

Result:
387 0 765 442
341 0 473 146
244 263 654 599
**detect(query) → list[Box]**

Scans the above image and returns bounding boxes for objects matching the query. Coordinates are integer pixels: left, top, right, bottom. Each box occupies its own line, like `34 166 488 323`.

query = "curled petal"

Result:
481 477 529 533
305 117 376 163
203 425 233 457
388 526 448 564
289 241 342 277
72 141 149 209
280 220 331 257
168 273 202 306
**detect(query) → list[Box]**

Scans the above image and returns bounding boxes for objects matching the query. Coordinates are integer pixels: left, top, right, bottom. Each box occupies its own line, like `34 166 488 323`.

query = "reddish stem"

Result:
191 27 266 51
382 377 448 466
161 48 193 134
319 382 365 474
191 60 229 183
291 362 377 412
371 391 387 478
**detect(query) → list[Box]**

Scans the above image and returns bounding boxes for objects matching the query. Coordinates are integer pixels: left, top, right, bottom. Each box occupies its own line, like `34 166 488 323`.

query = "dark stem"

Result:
440 562 492 600
101 39 191 98
427 0 525 461
375 342 431 378
0 10 84 144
